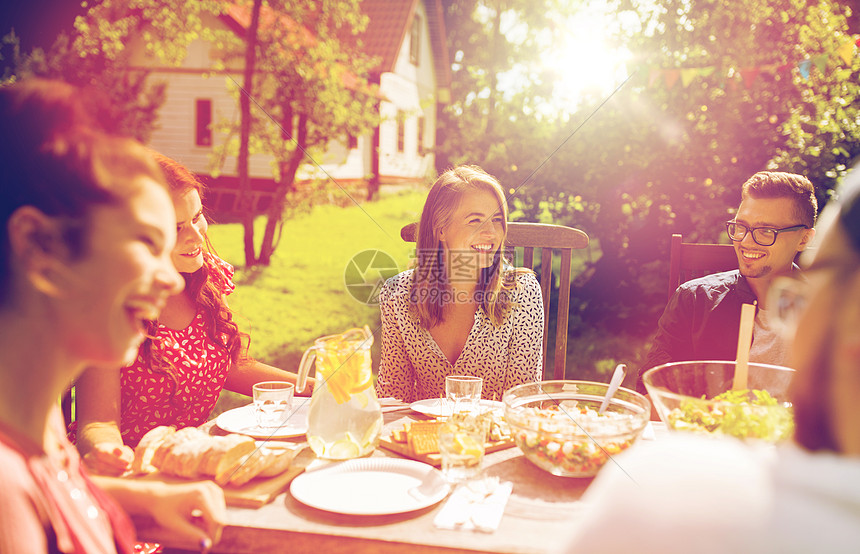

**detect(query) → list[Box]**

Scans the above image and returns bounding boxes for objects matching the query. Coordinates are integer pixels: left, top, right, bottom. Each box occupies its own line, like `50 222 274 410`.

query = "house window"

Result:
397 115 405 153
195 99 212 147
410 16 420 65
347 133 358 150
417 116 424 155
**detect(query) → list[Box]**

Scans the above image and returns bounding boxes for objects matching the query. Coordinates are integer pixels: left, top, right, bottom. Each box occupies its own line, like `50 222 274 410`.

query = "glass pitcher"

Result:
296 325 383 459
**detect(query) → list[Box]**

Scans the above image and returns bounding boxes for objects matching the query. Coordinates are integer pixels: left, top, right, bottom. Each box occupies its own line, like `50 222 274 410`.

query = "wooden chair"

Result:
400 222 589 380
667 233 738 300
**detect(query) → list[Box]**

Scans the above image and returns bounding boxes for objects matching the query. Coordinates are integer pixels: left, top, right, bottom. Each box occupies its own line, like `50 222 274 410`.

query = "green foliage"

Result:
439 0 859 374
1 28 165 142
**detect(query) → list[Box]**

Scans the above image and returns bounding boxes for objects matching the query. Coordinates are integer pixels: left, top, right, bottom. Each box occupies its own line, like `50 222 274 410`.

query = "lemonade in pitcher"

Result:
296 326 383 459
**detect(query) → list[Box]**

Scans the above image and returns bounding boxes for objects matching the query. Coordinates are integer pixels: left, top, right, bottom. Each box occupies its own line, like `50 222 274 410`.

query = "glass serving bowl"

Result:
502 380 650 478
642 361 795 443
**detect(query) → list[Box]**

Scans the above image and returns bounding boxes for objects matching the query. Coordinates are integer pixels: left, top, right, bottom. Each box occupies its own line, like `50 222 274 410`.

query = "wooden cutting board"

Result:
378 435 516 467
130 445 315 508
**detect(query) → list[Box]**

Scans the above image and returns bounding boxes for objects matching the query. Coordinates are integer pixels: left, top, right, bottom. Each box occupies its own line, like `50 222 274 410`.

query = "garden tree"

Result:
213 0 380 266
546 0 860 345
437 0 567 171
439 0 859 369
1 28 166 142
48 0 379 267
235 0 261 267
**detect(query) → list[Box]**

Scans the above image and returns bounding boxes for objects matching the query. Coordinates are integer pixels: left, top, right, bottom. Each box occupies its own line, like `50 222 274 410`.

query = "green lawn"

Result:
208 187 426 412
210 187 425 364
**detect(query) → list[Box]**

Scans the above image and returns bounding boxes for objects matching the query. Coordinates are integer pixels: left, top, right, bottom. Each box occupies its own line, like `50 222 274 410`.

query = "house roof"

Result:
223 1 451 98
358 0 451 92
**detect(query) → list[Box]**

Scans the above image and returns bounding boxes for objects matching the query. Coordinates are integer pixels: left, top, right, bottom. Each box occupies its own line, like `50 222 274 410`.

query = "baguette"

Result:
212 438 258 484
150 427 209 468
224 444 297 486
257 444 298 478
222 449 270 487
134 426 291 486
132 425 176 474
160 436 211 479
198 434 256 477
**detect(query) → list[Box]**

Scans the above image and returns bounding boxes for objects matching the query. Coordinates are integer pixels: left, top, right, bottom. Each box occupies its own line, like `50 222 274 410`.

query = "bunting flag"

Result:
642 36 859 90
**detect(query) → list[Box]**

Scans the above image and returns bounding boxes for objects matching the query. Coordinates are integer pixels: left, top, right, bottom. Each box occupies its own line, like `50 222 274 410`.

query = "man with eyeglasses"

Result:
637 171 817 393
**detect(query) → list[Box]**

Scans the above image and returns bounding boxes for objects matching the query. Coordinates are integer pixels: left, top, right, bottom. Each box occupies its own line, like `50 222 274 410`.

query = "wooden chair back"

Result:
400 221 589 379
668 233 738 300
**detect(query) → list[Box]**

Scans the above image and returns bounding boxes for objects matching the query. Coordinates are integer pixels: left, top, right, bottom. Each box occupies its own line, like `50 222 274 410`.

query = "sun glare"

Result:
541 9 631 110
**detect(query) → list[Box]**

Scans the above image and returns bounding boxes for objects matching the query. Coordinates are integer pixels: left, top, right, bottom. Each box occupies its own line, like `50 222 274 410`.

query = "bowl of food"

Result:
502 380 651 478
642 361 795 442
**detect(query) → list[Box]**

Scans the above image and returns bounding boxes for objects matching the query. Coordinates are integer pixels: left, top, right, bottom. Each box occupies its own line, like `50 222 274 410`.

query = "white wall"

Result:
378 0 438 179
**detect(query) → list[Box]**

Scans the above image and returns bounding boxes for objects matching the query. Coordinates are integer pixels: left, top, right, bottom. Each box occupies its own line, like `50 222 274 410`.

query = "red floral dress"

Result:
120 253 236 447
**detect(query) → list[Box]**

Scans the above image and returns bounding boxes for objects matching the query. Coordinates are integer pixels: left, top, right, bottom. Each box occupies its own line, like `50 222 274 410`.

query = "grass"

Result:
211 188 425 362
207 187 425 413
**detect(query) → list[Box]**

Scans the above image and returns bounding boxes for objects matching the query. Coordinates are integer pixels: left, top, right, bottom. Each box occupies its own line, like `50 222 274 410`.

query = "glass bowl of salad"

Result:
502 380 651 478
642 361 795 443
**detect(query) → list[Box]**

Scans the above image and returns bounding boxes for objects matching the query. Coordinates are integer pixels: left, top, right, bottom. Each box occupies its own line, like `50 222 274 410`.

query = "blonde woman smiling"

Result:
376 165 544 403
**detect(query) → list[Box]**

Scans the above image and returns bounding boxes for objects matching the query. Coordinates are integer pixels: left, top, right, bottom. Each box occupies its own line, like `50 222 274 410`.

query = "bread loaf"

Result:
132 425 176 474
218 449 269 487
198 434 256 476
150 427 209 468
132 425 293 486
160 436 212 479
257 444 296 478
221 445 298 486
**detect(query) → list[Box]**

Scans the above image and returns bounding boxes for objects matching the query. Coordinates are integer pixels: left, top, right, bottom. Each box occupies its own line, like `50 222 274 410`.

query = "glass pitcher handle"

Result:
296 346 317 394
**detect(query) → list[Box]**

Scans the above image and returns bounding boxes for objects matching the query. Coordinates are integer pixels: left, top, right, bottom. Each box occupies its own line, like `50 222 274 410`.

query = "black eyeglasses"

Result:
725 221 808 247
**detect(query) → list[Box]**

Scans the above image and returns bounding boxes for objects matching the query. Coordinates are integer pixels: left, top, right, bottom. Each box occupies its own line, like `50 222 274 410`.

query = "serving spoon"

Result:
598 364 627 414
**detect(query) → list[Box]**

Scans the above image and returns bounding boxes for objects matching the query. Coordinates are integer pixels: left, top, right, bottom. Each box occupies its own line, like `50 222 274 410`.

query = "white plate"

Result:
290 458 450 515
409 398 505 418
215 402 309 439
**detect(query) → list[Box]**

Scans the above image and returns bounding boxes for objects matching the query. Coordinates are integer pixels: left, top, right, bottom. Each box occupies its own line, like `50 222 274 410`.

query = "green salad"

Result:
667 389 794 442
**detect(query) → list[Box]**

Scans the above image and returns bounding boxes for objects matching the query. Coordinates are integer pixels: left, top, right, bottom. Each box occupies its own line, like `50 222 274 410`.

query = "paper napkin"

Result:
434 477 513 533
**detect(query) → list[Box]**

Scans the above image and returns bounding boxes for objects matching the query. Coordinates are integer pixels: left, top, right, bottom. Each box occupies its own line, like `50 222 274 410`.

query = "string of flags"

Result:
641 37 859 90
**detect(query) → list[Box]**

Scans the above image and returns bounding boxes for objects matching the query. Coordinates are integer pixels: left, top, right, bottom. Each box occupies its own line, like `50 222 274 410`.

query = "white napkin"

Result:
641 421 656 440
433 477 513 533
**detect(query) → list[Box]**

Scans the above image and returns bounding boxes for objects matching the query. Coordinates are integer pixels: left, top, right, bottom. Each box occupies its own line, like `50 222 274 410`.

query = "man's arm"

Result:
636 288 694 393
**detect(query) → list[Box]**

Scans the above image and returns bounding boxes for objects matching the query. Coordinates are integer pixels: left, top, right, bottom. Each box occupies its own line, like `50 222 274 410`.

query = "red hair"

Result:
139 154 249 393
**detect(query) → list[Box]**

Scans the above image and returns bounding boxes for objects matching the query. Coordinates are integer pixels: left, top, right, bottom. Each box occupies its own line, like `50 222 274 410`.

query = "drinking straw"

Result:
732 302 756 390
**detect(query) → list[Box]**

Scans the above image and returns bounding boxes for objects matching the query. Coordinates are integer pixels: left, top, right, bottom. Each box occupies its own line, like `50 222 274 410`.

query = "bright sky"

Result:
540 7 633 109
494 3 634 118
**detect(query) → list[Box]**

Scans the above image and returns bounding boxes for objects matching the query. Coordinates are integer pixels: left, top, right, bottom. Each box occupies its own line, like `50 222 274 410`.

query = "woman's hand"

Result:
95 477 226 549
81 442 134 476
145 480 226 549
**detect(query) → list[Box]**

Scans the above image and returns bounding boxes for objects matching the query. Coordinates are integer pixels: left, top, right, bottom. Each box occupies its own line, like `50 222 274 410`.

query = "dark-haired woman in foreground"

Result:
0 79 223 553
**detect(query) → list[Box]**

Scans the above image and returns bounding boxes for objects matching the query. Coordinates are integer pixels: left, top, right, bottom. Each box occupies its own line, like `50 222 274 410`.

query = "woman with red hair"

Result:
74 155 314 475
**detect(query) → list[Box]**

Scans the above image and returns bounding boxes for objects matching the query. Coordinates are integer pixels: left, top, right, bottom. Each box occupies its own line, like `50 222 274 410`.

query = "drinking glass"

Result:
445 375 483 414
438 413 490 483
253 381 294 429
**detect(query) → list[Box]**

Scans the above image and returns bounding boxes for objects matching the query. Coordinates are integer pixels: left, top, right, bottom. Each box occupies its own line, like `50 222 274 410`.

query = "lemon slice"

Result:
329 433 361 459
307 435 327 457
453 432 483 458
353 389 369 409
349 364 373 393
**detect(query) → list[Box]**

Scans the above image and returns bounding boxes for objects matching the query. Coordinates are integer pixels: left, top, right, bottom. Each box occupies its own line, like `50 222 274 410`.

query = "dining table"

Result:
132 401 665 554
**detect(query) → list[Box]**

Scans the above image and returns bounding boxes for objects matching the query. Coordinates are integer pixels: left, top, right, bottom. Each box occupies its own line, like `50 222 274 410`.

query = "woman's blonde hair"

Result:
411 165 528 328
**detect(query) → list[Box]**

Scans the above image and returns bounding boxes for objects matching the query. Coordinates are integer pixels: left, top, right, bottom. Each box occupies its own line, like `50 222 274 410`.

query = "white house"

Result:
137 0 451 216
